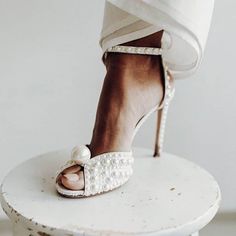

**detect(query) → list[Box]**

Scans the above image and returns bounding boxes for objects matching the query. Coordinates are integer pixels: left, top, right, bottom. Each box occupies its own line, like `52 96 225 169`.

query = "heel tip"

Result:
153 152 161 158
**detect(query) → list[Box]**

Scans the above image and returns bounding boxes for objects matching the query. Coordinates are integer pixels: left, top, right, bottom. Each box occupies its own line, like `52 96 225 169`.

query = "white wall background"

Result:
0 0 235 222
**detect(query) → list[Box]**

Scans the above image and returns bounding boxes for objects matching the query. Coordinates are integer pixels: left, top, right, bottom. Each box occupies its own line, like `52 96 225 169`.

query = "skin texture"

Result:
60 31 170 190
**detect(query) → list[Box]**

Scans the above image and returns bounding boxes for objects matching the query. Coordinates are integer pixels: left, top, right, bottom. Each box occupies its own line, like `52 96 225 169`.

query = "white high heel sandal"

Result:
55 45 175 198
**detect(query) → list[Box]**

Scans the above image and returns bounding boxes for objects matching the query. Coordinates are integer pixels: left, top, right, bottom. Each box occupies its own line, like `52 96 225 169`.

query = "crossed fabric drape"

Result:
99 0 214 78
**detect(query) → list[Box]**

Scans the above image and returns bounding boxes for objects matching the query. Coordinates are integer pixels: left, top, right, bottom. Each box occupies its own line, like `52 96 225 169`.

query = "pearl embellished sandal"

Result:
55 45 175 198
55 145 134 197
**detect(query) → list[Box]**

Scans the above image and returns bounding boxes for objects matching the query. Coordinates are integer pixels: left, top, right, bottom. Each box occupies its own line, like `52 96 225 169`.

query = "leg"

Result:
60 31 172 190
89 30 164 155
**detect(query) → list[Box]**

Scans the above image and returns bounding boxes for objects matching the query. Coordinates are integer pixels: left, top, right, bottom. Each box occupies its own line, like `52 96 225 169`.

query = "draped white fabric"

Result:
99 0 214 78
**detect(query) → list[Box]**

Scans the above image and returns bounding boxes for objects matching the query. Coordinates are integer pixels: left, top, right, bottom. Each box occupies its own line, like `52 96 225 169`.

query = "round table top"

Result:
0 147 221 236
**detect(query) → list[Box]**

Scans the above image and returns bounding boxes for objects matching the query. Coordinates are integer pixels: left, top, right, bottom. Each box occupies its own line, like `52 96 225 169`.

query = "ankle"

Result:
89 125 133 156
104 30 164 72
105 53 162 74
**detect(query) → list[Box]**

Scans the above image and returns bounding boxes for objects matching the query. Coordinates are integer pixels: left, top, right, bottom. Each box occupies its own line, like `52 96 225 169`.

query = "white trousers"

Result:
99 0 215 78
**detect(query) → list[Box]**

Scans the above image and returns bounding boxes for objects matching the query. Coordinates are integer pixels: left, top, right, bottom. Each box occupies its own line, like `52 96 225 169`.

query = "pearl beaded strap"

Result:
83 152 134 196
56 144 134 197
106 45 162 56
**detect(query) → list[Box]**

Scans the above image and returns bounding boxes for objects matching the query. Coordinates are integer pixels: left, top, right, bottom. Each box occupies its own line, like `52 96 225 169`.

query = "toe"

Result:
61 171 85 190
62 165 81 174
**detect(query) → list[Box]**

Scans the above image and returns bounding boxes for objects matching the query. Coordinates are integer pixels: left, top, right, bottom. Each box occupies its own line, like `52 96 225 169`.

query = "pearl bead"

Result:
112 171 119 177
101 170 108 176
90 175 98 182
91 184 98 191
94 161 101 167
71 145 91 163
103 184 109 191
121 172 125 178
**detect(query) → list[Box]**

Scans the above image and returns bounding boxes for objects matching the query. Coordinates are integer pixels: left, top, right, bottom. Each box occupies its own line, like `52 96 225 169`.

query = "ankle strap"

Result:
106 45 162 56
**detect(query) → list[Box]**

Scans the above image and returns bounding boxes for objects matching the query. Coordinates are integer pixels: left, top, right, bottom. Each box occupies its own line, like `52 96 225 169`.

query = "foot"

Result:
59 32 173 191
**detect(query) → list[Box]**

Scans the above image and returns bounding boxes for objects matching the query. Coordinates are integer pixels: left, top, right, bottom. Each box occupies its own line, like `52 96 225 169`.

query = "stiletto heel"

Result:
153 59 175 157
55 45 175 198
154 108 164 157
153 103 170 157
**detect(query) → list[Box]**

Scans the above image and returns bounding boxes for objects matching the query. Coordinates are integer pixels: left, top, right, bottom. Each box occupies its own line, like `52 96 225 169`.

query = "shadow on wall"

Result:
201 212 236 235
217 212 236 221
0 218 12 236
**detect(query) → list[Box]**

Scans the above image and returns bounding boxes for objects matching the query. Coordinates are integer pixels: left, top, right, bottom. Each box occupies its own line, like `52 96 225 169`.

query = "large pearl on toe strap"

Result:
71 145 91 164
